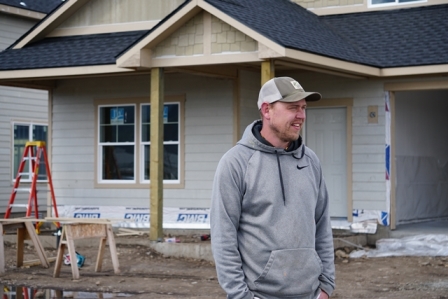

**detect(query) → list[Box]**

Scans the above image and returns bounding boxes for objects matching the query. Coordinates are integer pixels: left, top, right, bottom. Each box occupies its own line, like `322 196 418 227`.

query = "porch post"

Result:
150 67 164 241
261 59 275 85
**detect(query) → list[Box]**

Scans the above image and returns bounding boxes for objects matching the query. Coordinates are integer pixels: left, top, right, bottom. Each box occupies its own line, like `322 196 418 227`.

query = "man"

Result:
211 77 335 299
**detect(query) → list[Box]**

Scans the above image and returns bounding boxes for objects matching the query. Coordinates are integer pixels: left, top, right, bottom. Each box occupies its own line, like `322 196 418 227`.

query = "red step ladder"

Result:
4 141 59 226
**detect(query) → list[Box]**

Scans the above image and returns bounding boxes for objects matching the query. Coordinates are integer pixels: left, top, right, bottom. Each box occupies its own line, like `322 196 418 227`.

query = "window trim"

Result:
94 95 185 189
11 120 48 183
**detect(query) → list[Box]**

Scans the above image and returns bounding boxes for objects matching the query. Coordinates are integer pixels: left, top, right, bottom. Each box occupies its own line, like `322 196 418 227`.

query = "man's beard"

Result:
269 122 300 144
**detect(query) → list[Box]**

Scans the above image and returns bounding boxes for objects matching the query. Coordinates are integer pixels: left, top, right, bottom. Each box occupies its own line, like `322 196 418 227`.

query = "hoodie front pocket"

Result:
254 248 322 297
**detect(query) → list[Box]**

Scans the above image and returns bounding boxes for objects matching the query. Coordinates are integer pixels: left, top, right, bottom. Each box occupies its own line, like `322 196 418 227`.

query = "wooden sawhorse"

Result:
0 219 49 274
53 222 120 280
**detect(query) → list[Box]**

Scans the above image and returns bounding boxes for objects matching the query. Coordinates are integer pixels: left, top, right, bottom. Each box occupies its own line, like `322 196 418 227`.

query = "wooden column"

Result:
150 68 164 241
261 59 275 85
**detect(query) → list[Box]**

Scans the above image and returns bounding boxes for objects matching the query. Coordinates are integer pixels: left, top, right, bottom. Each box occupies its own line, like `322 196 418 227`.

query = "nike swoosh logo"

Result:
297 165 308 170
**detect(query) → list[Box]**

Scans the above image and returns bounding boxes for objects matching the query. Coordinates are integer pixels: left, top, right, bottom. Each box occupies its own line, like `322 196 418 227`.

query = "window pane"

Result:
164 124 178 142
142 105 150 123
33 125 47 142
100 106 135 143
100 125 117 143
144 144 179 180
102 145 134 180
164 144 179 180
100 106 134 124
144 145 149 180
165 104 179 123
33 125 48 180
14 125 29 180
117 125 134 142
142 105 150 142
142 124 150 143
141 104 179 143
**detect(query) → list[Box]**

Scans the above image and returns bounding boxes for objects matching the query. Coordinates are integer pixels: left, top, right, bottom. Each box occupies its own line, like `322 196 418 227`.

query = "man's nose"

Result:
296 109 306 119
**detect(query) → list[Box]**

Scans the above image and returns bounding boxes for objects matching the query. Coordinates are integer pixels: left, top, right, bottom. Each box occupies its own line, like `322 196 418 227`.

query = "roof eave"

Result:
0 65 136 81
380 64 448 77
0 4 46 20
285 48 381 77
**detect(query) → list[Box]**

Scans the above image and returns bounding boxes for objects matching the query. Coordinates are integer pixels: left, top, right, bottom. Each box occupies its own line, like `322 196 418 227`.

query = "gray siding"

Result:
0 13 36 50
239 70 260 138
51 74 233 209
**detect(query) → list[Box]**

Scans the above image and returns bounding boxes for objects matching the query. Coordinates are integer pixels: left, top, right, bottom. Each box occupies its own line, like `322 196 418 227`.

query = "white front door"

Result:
305 108 347 217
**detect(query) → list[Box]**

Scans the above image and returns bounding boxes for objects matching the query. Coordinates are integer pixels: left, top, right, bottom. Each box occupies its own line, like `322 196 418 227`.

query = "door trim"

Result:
307 98 353 222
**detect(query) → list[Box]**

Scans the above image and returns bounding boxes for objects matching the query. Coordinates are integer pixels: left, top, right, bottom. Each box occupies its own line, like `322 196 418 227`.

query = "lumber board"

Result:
106 224 120 274
65 225 80 279
116 228 145 236
23 257 56 267
24 222 49 268
0 218 36 223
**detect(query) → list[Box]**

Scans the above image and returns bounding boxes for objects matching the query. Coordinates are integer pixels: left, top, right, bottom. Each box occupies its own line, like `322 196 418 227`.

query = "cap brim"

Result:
278 91 322 103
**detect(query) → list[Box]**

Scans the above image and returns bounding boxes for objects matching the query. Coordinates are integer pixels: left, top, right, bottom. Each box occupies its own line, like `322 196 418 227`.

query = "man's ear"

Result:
260 102 271 120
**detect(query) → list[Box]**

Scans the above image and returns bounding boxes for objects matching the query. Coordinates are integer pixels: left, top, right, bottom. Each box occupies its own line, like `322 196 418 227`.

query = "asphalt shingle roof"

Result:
204 0 448 68
0 0 447 72
0 0 64 14
0 31 148 70
321 4 448 68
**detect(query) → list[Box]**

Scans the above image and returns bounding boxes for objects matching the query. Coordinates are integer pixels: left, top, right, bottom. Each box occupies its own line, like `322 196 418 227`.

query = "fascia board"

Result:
0 65 135 81
285 48 381 77
380 64 448 77
0 4 46 20
116 0 201 68
13 0 90 49
384 79 448 91
197 0 286 56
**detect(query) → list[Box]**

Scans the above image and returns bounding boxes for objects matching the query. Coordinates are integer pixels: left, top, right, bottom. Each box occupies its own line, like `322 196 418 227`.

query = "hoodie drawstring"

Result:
275 150 286 205
292 145 306 160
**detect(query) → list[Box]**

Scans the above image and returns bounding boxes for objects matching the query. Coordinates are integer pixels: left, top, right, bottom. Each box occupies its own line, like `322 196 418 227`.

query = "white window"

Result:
12 122 48 182
98 105 136 183
96 97 183 187
141 102 180 184
370 0 425 6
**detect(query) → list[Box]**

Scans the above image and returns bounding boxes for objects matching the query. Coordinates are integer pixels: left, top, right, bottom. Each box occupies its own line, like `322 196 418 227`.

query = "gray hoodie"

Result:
211 120 335 299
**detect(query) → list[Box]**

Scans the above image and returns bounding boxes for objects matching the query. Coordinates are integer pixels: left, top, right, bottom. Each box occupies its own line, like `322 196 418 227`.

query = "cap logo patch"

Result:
290 80 302 90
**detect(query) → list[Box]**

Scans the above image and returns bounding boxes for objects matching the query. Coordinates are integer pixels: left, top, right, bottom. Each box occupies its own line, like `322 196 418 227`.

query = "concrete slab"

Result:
390 219 448 238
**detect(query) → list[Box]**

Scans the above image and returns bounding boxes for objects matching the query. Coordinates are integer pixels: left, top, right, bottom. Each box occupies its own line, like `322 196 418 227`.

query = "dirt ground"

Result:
1 233 448 299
